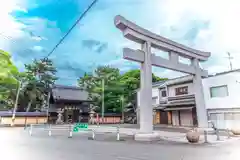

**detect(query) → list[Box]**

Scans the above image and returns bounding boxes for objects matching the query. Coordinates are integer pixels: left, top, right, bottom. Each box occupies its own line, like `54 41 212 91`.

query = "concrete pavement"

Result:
25 124 240 145
1 127 240 160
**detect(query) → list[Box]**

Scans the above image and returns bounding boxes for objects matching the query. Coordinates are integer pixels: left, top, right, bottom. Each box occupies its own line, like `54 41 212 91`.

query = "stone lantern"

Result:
89 110 96 124
56 108 64 124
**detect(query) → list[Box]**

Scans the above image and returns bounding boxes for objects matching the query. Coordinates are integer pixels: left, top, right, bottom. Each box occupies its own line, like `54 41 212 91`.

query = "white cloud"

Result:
157 0 240 73
2 0 240 81
111 0 240 77
31 36 42 41
0 1 27 40
32 45 43 52
0 0 28 67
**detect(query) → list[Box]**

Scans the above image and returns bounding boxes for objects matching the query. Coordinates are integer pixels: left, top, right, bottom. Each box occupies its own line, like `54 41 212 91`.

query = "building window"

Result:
161 90 167 97
152 97 157 105
210 85 228 98
175 86 188 96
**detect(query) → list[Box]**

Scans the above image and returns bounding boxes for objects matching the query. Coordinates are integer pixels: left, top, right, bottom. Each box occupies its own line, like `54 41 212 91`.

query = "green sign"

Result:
73 123 88 132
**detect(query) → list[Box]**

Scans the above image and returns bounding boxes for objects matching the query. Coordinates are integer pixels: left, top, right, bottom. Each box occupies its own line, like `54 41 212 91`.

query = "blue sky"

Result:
1 0 240 86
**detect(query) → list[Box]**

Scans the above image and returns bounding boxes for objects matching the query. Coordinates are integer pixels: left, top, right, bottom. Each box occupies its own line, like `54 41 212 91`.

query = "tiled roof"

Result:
51 85 89 101
208 69 240 77
152 81 166 87
150 68 240 88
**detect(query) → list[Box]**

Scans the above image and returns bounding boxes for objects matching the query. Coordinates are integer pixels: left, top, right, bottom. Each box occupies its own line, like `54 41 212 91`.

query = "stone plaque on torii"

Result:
114 15 211 141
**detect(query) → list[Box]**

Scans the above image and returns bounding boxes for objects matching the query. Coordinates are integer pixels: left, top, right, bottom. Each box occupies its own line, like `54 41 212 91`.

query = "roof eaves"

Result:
207 69 240 78
52 84 83 91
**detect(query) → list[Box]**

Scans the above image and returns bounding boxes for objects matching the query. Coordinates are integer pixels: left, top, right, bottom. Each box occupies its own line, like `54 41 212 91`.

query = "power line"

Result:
0 0 99 79
45 0 99 58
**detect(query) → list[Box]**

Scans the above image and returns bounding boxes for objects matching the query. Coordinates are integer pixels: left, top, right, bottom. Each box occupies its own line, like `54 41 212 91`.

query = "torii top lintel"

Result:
114 15 211 62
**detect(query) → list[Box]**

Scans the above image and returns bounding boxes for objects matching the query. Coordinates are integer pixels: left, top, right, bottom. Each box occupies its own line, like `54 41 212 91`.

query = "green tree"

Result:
0 50 21 110
24 58 58 112
119 69 167 103
78 66 124 113
78 66 167 114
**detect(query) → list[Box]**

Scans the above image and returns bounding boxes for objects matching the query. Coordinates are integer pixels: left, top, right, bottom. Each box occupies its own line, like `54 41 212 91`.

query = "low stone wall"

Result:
0 116 47 125
94 116 121 124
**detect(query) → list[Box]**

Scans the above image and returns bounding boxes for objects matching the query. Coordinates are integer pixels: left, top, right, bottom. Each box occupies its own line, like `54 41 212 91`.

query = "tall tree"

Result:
24 58 58 112
78 66 124 113
78 66 167 114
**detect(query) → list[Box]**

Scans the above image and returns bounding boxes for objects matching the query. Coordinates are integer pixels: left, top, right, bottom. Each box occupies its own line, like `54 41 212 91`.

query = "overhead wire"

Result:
43 0 99 81
1 0 99 60
1 0 99 83
45 0 99 58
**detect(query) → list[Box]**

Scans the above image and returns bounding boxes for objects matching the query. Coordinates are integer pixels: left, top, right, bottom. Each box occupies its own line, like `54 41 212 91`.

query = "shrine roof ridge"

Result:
52 84 83 90
51 85 89 102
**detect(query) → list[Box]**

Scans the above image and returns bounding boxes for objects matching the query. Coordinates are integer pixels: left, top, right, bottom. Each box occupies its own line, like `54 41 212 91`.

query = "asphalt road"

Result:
0 128 239 160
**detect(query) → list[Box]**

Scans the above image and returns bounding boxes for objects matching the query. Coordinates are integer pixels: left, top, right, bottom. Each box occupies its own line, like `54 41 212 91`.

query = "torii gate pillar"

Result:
114 15 211 141
139 42 154 135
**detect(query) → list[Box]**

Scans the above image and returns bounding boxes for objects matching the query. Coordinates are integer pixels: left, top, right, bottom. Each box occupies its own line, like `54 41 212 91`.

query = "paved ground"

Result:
93 123 189 133
103 123 230 136
124 124 189 133
1 127 240 160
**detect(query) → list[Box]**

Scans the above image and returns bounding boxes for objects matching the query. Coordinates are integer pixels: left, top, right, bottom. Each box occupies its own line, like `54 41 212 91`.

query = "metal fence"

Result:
27 124 121 141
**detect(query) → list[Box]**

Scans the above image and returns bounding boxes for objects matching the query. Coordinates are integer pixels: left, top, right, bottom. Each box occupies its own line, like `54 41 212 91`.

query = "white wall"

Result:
203 72 240 109
168 83 194 97
137 86 160 107
152 87 160 104
137 71 240 110
137 82 194 106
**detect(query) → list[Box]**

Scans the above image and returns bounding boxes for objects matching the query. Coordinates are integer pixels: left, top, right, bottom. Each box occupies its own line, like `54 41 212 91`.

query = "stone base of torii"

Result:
114 15 211 141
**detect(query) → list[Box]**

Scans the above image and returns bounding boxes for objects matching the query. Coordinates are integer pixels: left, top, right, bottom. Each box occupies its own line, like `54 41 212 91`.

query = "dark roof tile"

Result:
52 85 89 101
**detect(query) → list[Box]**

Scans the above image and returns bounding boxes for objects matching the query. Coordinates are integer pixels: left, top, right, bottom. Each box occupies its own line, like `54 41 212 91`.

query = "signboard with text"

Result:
73 123 88 132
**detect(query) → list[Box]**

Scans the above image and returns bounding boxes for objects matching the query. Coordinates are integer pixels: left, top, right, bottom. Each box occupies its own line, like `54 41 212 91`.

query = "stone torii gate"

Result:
114 15 211 141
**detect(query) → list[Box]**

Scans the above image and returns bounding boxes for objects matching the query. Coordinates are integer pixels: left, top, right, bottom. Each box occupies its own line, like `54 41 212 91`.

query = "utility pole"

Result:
101 78 105 121
226 52 234 71
120 95 124 122
46 91 51 123
11 80 22 126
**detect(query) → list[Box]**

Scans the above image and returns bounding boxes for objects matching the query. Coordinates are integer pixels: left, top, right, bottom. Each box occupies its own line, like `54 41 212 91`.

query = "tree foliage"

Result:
23 58 58 111
0 50 21 109
0 49 58 112
78 66 167 114
119 69 167 102
78 66 124 113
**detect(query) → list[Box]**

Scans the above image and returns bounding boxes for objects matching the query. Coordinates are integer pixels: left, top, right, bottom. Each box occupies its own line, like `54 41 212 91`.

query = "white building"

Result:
203 70 240 129
136 69 240 129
